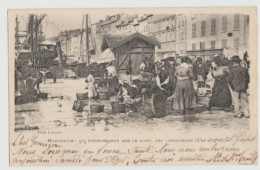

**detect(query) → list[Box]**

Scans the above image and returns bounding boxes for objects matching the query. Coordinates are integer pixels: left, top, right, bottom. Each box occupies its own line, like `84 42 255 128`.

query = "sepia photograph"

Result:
13 12 251 131
8 7 258 166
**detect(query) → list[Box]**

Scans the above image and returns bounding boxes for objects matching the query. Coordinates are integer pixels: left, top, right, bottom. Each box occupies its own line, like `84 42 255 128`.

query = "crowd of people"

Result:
16 51 250 119
105 52 250 118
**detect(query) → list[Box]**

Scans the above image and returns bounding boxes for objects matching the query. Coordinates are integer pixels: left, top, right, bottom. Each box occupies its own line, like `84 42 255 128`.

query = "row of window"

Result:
191 38 240 50
153 30 176 43
191 14 241 38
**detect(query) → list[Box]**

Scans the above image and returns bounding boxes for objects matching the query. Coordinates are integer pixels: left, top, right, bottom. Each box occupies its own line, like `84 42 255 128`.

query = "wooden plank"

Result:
118 53 130 68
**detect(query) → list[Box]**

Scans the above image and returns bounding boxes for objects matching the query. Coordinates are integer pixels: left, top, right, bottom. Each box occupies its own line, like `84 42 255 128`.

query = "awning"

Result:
90 48 115 64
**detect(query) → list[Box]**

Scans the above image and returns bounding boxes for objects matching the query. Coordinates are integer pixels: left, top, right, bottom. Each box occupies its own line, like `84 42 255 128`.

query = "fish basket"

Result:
90 104 104 113
72 100 83 112
76 93 88 100
111 102 126 113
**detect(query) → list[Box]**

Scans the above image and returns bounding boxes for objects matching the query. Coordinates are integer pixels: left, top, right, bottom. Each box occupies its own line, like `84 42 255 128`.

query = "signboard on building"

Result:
223 48 235 59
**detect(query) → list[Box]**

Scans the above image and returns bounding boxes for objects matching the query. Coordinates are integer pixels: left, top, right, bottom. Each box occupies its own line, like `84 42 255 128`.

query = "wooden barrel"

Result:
76 93 88 100
90 104 104 113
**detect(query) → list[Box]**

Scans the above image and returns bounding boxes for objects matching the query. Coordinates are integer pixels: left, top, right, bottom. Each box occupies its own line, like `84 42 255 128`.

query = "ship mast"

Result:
85 14 90 65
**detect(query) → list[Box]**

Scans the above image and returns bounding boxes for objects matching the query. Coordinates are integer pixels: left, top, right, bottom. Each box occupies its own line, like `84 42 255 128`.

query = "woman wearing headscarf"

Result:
208 56 232 110
86 70 98 99
167 57 197 114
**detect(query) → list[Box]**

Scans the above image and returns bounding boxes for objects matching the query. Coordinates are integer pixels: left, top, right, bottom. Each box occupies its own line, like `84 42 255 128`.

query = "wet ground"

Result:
14 78 249 132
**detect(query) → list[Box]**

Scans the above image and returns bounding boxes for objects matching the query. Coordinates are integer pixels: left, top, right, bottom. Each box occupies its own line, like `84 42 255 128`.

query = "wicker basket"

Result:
76 93 88 100
111 102 126 113
90 104 104 113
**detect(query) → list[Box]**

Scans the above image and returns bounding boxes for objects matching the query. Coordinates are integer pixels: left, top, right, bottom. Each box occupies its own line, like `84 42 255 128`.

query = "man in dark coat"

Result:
194 57 208 88
227 55 250 118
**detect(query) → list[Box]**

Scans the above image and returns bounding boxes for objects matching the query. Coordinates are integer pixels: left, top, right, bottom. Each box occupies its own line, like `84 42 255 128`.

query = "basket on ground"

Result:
76 93 88 100
111 102 125 113
90 104 104 113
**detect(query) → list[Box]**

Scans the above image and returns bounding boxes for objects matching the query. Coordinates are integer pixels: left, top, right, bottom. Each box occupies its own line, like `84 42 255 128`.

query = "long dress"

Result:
173 63 197 111
209 66 232 108
86 74 97 99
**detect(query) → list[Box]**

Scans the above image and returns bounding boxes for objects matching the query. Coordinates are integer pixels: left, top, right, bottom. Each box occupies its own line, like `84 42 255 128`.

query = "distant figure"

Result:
240 51 250 70
194 57 208 88
40 69 47 84
227 55 250 118
85 70 98 99
126 60 132 85
167 57 197 114
208 56 232 111
52 69 56 83
106 62 119 95
99 64 106 87
140 57 152 81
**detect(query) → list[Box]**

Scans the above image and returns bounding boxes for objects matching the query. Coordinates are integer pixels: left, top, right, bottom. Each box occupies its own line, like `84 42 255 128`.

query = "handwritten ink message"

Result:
10 132 257 166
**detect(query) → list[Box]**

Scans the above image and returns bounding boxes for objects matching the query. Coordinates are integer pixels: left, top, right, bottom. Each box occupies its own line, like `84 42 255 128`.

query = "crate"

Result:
90 104 104 113
76 93 88 100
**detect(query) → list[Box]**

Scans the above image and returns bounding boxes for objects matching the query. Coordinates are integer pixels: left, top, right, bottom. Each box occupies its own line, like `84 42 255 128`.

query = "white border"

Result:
0 0 259 170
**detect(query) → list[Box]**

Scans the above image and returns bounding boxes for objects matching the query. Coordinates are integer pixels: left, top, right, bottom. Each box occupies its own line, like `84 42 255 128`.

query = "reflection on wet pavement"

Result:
14 79 249 132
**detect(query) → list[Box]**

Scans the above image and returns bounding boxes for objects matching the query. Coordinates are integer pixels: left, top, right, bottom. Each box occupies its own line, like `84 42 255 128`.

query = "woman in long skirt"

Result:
168 57 197 114
208 57 232 110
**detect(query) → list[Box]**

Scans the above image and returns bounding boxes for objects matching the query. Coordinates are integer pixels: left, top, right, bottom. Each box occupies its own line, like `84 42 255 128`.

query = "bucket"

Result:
38 93 48 99
78 100 88 106
98 91 110 100
72 100 83 112
76 93 88 100
90 104 104 113
111 102 126 113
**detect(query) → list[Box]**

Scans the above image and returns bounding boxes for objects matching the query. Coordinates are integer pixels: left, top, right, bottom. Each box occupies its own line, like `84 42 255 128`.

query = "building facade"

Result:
186 14 250 60
175 14 187 56
56 13 250 63
147 14 176 59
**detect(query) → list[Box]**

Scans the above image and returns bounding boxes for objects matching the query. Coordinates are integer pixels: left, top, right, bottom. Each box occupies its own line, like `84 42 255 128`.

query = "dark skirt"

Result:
209 78 232 108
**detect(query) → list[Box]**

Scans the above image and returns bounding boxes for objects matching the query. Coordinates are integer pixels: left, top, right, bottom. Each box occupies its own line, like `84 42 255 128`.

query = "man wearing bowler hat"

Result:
227 55 250 118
